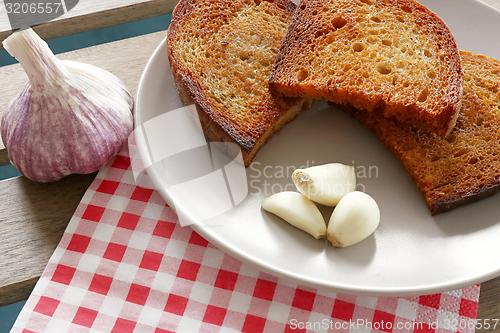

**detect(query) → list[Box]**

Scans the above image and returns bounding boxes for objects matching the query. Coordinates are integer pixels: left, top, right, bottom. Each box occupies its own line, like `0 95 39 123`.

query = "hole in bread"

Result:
468 157 479 164
446 133 457 143
382 39 392 46
367 36 377 44
376 63 392 75
239 51 251 61
401 5 412 13
418 89 429 102
403 81 410 88
260 59 271 67
427 70 436 79
360 0 372 4
332 17 347 29
424 49 432 57
312 10 318 15
396 15 405 22
297 68 309 81
324 34 336 43
353 42 365 52
300 4 306 10
392 76 398 85
370 16 382 23
454 148 469 157
315 30 326 38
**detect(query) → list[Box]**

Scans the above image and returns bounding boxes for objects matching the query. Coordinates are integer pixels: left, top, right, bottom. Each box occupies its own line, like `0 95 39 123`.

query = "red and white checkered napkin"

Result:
11 149 480 333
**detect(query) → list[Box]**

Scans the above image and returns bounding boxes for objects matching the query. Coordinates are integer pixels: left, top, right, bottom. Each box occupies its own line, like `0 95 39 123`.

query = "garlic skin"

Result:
2 29 133 182
292 163 356 206
262 192 327 239
327 191 380 248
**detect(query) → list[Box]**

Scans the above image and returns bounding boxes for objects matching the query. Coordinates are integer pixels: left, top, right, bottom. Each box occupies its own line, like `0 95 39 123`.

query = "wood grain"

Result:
477 278 500 326
0 173 95 305
0 149 8 166
0 31 165 151
0 0 177 44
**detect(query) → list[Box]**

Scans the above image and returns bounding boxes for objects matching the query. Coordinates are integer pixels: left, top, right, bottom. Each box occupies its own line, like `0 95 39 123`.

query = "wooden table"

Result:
0 0 498 327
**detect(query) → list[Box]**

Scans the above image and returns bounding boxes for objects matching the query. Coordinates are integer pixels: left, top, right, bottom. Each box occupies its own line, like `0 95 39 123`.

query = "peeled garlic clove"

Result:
262 192 326 239
327 191 380 248
292 163 356 206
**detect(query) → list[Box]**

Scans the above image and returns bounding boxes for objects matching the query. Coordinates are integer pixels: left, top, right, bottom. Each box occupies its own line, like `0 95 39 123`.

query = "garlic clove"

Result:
292 163 356 206
327 191 380 248
262 192 327 239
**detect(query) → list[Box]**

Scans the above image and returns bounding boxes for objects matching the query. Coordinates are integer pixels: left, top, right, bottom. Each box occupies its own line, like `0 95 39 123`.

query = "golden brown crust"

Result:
167 0 303 165
270 0 463 136
350 51 500 215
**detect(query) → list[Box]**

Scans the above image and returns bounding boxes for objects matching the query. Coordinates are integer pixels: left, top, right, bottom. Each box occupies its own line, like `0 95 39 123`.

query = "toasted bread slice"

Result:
270 0 463 136
167 0 307 166
351 51 500 214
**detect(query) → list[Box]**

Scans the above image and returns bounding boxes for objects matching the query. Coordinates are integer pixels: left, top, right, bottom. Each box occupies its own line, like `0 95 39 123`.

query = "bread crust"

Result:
270 0 463 137
349 51 500 215
167 0 302 166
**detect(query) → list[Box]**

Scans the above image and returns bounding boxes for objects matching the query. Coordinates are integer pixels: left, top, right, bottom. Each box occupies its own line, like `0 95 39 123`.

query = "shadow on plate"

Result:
432 195 500 236
261 208 377 267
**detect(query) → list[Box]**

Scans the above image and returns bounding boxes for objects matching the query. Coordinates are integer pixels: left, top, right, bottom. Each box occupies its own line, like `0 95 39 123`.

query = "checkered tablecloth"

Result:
11 149 480 333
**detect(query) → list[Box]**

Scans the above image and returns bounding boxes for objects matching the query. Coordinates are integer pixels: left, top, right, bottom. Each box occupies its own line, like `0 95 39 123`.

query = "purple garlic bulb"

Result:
1 29 133 182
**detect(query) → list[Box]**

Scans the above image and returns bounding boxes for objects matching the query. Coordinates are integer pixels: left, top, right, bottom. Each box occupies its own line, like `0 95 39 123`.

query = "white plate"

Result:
135 0 500 295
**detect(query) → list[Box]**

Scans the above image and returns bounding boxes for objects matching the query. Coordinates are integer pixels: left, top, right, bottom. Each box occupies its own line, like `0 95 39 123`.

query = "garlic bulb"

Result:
327 191 380 248
262 192 327 239
1 29 133 182
292 163 356 206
